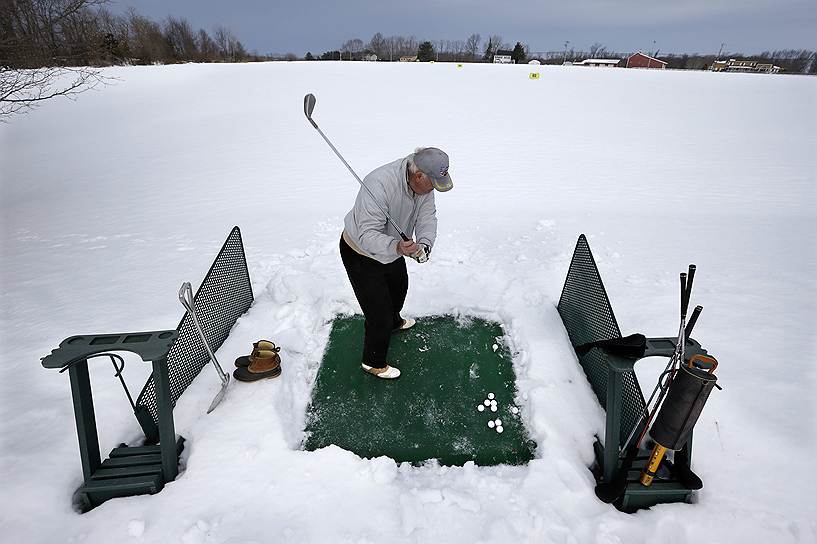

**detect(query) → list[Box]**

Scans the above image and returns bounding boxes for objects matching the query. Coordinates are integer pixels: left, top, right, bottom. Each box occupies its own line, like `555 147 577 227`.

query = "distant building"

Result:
711 59 780 74
399 55 417 62
528 59 541 65
493 50 513 64
626 52 667 69
573 58 621 68
363 54 378 62
757 62 781 74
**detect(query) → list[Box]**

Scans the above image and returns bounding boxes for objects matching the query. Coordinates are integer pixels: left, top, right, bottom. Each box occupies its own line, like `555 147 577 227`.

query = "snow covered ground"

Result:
1 61 815 543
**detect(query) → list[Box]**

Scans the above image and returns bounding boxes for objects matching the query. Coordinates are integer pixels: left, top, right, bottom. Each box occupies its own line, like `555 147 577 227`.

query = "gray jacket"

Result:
343 155 438 264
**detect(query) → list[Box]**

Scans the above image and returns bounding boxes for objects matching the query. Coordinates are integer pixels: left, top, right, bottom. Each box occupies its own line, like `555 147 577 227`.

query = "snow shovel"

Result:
178 281 230 413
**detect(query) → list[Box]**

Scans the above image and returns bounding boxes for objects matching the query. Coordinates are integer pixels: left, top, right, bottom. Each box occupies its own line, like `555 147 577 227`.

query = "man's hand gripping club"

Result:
397 239 430 263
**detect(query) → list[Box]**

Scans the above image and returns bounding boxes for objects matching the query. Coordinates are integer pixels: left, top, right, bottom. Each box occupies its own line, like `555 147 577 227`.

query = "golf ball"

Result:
483 399 491 406
496 425 504 433
492 344 498 352
488 421 495 428
495 419 502 426
490 400 497 407
477 404 485 412
487 393 495 400
511 406 519 415
490 405 497 412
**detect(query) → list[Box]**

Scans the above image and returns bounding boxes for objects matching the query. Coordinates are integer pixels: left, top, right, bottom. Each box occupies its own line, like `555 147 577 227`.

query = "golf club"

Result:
685 305 703 338
303 93 410 243
621 265 697 454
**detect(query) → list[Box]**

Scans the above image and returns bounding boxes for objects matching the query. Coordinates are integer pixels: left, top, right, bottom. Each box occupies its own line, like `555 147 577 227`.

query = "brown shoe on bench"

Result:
233 349 282 382
235 340 278 368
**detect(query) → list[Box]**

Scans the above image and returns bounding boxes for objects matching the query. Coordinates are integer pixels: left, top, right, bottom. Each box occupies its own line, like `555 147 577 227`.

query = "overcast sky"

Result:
109 0 816 56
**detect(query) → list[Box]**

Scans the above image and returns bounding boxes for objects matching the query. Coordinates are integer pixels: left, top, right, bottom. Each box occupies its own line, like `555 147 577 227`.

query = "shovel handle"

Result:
178 282 229 385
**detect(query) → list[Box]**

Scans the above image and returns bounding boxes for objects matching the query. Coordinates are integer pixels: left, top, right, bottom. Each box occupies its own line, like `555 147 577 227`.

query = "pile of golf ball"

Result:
476 393 521 434
477 393 504 432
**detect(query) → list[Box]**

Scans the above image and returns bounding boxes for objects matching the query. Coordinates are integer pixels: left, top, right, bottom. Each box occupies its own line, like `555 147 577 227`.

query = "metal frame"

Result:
135 226 253 441
41 226 253 511
42 331 180 511
557 234 712 512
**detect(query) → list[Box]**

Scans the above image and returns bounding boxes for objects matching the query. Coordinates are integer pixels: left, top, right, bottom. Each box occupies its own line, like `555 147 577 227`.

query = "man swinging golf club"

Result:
340 147 453 379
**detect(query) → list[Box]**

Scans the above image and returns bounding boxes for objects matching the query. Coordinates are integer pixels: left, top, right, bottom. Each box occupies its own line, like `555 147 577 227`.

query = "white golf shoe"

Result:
361 363 401 379
394 317 416 331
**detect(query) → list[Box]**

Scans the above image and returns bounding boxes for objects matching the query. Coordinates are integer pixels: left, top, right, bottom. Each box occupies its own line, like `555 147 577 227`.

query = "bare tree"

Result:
341 38 364 60
589 42 609 58
0 0 111 118
368 32 386 59
196 28 218 62
465 33 481 60
128 9 169 63
0 65 105 117
1 0 111 67
164 16 197 61
213 25 246 62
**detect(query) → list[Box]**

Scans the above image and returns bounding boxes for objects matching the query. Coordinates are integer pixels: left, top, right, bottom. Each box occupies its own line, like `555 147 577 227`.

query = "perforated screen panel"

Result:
557 234 645 447
135 227 253 435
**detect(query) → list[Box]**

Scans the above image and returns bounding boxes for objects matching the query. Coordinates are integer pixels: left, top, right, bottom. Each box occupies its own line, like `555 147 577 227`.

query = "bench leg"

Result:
68 360 101 482
152 356 178 481
603 368 623 483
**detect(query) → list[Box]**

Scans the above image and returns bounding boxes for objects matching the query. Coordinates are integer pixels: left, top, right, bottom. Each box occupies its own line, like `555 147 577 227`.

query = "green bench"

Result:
41 227 253 512
557 234 712 512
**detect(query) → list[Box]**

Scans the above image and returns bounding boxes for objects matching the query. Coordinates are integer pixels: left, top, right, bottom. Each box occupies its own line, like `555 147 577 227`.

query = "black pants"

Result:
339 236 408 366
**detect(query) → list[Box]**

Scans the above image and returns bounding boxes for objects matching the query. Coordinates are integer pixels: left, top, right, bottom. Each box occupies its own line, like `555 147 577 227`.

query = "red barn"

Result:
626 52 667 69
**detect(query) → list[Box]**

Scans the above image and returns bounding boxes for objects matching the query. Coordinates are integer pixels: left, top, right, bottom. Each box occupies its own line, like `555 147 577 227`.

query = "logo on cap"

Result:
440 167 449 177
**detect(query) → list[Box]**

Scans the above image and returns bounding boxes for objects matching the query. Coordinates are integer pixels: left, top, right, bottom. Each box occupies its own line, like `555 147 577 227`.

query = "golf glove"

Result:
411 243 430 263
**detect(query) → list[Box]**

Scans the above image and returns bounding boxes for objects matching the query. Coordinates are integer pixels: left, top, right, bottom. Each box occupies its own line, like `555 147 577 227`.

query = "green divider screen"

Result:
303 315 536 466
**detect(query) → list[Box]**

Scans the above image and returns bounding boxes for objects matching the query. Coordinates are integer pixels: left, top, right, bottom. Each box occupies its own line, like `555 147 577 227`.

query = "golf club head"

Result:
206 376 229 414
304 94 317 126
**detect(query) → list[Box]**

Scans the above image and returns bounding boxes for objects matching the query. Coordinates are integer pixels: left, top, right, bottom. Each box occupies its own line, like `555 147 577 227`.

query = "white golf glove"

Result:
411 243 430 263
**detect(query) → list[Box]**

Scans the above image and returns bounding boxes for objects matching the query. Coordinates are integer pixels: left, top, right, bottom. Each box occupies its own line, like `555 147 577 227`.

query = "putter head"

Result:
304 93 317 127
206 374 229 414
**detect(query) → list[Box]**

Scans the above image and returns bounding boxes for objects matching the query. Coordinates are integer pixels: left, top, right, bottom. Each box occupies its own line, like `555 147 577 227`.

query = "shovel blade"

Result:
206 376 229 414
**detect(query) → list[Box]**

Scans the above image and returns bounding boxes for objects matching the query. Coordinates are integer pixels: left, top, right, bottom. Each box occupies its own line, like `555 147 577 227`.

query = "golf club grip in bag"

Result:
650 358 718 450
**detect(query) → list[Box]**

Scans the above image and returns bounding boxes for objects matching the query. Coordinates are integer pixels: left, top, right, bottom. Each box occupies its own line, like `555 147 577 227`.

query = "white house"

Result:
493 49 513 64
573 59 620 68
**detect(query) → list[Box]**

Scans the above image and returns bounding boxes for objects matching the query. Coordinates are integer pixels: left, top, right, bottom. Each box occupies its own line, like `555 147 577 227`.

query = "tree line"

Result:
311 34 816 75
309 33 527 63
0 0 262 69
546 45 816 73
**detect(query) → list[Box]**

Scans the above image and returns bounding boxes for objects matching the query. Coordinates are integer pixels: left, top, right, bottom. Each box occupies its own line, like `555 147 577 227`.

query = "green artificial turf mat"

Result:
302 314 536 466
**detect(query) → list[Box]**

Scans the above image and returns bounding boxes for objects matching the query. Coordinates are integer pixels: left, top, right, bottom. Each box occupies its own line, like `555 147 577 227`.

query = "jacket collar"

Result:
401 156 416 197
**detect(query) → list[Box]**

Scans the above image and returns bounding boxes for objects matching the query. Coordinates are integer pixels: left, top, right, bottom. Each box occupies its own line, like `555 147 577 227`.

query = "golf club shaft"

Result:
621 271 691 454
637 269 694 447
304 97 410 242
